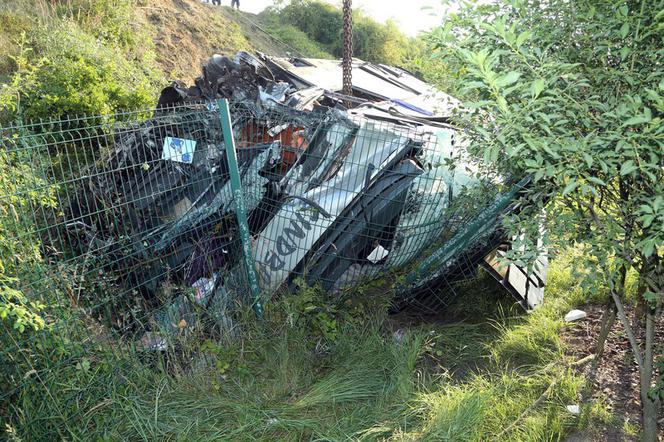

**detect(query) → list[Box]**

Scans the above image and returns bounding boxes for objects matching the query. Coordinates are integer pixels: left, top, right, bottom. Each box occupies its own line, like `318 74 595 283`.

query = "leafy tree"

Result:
428 0 663 439
279 0 344 48
0 150 57 334
266 0 423 66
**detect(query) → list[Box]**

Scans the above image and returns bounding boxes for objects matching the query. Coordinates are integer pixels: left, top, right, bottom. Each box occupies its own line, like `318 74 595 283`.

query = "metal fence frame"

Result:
0 98 532 420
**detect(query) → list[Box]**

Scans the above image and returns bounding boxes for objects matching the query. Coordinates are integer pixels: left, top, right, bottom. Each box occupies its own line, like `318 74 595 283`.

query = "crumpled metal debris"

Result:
64 51 545 343
157 52 289 107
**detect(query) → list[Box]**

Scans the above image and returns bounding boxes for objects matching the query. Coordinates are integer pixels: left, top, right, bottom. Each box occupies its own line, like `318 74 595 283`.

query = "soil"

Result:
134 0 289 83
560 304 664 441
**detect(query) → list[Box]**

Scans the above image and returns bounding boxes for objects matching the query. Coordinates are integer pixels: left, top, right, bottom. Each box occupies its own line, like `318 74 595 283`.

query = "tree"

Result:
268 0 420 66
428 0 663 439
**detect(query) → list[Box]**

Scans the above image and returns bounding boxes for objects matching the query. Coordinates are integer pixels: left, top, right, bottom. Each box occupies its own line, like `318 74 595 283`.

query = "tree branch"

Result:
582 303 617 403
610 289 644 368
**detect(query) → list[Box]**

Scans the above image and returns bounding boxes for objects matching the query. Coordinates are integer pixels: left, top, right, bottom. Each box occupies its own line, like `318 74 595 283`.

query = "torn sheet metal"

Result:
260 55 459 118
63 51 547 341
253 123 415 294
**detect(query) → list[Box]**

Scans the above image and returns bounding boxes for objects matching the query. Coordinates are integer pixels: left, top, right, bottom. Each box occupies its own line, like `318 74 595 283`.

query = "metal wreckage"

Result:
66 52 547 342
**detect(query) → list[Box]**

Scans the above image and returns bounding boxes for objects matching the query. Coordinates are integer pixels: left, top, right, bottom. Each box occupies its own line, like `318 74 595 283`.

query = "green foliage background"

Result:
0 0 161 123
260 0 428 68
426 0 663 437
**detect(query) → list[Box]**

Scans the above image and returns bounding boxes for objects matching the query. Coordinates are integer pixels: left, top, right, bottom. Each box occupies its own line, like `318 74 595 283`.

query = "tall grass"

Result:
3 249 604 441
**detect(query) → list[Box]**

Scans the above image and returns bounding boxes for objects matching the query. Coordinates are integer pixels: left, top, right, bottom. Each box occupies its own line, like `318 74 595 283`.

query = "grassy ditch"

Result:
2 250 614 441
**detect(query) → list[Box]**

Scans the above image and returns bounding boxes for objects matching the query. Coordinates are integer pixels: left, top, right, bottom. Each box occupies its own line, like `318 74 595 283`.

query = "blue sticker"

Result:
162 137 196 164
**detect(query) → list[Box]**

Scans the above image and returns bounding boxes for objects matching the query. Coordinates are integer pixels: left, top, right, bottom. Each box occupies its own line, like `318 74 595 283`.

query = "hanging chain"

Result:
342 0 353 98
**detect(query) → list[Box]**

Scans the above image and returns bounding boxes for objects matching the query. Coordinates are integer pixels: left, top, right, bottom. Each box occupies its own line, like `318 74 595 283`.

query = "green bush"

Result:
4 22 157 122
258 9 333 58
278 0 343 48
265 0 423 66
0 0 161 123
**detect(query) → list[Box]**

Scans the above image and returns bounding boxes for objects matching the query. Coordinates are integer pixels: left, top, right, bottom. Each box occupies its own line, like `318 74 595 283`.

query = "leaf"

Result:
562 181 578 196
530 79 545 98
623 114 652 126
641 214 655 228
641 239 655 258
620 47 631 61
484 146 499 163
495 71 521 88
620 22 630 39
620 160 638 175
586 176 606 186
497 96 508 113
516 30 531 47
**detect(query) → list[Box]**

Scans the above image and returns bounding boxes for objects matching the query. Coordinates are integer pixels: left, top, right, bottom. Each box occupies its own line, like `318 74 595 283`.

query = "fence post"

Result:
218 99 265 320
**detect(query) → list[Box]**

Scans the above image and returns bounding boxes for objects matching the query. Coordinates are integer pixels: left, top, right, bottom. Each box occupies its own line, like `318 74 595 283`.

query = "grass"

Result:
0 1 631 439
0 0 332 120
3 250 607 441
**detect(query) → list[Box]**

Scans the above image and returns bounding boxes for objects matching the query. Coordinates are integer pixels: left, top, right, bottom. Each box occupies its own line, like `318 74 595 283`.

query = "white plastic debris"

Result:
566 404 580 415
393 329 405 344
138 331 168 351
192 275 218 303
564 309 587 323
367 245 389 263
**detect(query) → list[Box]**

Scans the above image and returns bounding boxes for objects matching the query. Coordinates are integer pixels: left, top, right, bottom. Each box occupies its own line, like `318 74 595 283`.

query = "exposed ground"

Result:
561 305 664 441
135 1 292 82
0 0 316 84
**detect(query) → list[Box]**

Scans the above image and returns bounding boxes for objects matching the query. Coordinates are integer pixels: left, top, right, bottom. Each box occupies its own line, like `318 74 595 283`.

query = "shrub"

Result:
0 0 161 123
3 23 157 122
265 0 421 66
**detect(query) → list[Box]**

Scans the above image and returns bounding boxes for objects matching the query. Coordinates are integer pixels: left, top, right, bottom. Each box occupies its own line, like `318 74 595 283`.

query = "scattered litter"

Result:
565 310 587 323
162 137 196 163
367 245 389 263
138 332 168 351
393 329 405 344
566 404 580 415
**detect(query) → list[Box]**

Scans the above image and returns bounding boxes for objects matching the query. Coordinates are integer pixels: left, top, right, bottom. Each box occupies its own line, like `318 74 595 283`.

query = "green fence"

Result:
0 98 522 433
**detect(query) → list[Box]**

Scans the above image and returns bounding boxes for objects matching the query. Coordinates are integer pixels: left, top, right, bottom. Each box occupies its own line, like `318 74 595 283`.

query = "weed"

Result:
283 278 340 342
3 252 598 440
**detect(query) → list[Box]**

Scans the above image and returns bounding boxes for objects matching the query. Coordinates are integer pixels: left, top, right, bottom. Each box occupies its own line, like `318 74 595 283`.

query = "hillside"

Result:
133 1 326 81
0 0 331 122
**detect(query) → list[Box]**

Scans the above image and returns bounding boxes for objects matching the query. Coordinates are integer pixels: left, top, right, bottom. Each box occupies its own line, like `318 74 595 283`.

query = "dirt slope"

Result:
135 0 289 82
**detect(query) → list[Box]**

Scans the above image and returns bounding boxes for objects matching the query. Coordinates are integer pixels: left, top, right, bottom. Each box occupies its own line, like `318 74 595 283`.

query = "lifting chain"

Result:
342 0 353 98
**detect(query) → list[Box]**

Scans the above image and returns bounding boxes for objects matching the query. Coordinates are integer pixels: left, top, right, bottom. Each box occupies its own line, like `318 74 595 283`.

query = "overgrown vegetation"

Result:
1 0 658 440
260 0 425 67
0 0 329 123
252 10 334 59
429 0 663 438
3 253 606 440
0 0 161 122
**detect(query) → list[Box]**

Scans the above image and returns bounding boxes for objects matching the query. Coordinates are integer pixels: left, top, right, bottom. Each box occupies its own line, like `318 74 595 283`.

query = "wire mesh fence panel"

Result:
0 104 239 420
1 99 525 432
